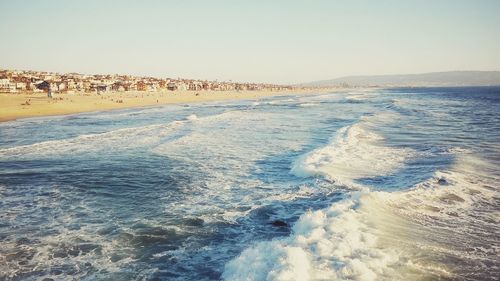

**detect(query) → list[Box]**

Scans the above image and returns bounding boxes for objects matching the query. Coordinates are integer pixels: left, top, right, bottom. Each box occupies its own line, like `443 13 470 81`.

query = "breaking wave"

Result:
291 122 413 185
223 154 499 281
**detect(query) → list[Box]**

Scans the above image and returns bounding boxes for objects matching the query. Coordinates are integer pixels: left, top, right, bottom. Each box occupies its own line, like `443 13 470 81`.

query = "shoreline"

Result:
0 88 338 123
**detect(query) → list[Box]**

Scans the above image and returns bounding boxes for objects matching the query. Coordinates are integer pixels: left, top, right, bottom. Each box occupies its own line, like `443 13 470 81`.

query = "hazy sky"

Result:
1 0 499 84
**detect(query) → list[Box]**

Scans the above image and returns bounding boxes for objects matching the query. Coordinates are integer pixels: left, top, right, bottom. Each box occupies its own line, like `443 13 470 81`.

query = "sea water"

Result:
0 87 498 280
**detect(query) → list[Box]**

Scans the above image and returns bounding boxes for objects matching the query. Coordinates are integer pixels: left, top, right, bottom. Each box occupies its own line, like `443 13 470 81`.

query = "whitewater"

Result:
0 87 499 281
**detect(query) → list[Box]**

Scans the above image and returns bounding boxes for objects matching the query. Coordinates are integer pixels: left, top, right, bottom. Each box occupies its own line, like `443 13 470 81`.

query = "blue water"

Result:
0 87 499 281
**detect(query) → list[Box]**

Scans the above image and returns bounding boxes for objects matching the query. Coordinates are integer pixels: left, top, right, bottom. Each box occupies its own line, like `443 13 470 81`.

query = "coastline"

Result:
0 88 336 122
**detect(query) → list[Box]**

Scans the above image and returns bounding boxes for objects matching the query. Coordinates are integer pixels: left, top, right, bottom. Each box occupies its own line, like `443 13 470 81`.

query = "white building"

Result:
0 78 17 93
16 82 27 91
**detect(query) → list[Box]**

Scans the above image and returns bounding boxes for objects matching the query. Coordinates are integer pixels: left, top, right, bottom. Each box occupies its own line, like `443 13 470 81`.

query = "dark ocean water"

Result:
0 87 499 281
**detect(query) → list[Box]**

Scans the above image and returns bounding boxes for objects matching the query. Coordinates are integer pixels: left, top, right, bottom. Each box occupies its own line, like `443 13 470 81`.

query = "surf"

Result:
224 152 498 281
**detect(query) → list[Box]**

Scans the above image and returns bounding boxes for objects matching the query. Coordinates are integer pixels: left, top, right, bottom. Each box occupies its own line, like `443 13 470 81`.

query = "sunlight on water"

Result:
0 87 499 280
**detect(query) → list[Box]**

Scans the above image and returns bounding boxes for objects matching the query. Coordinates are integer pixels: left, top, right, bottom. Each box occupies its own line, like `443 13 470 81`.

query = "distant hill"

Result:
301 71 500 87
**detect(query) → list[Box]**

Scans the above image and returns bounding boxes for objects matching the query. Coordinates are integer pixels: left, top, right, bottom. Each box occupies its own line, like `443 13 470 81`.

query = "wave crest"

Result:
291 123 413 184
224 154 499 281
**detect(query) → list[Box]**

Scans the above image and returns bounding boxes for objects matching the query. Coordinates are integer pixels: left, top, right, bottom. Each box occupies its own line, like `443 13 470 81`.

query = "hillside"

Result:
302 71 500 87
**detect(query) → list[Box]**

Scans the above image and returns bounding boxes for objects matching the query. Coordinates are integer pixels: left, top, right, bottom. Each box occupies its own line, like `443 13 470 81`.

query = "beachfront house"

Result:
96 84 111 93
0 78 12 93
112 82 126 92
149 82 160 91
137 81 147 91
167 82 177 91
35 81 51 92
177 82 187 91
16 82 27 91
188 81 203 91
0 69 290 95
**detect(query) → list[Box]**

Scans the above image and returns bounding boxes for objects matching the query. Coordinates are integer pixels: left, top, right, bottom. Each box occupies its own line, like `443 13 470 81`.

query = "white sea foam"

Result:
186 114 198 121
0 184 176 280
267 98 296 105
225 118 418 280
153 110 309 223
359 111 402 125
184 110 249 124
298 103 319 107
0 121 183 159
291 123 413 184
223 191 402 281
444 147 473 154
345 92 377 101
297 93 341 102
224 154 499 281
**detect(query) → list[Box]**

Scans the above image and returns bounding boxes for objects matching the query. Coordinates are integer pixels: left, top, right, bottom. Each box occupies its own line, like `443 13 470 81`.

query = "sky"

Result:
1 0 499 84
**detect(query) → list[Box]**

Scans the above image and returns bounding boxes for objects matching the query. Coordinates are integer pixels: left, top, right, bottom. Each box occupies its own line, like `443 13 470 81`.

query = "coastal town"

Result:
0 68 320 122
0 69 295 95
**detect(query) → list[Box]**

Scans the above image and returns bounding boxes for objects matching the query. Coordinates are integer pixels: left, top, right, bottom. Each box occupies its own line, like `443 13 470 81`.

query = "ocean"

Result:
0 87 499 281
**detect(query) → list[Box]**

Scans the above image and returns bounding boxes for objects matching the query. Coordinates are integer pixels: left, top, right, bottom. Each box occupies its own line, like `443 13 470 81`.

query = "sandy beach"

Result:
0 89 332 122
